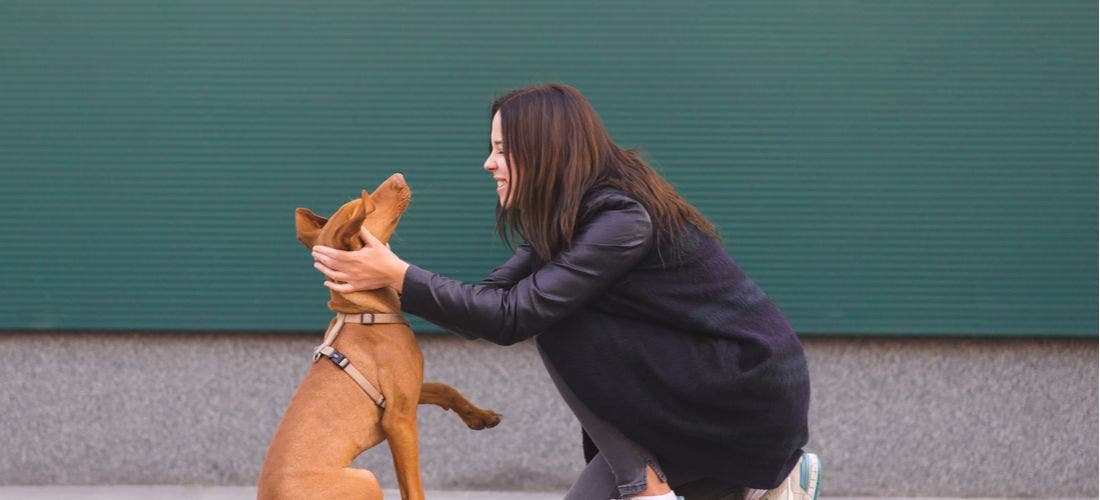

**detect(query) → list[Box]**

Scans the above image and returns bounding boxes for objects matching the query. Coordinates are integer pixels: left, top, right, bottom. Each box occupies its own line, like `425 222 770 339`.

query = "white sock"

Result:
626 492 677 500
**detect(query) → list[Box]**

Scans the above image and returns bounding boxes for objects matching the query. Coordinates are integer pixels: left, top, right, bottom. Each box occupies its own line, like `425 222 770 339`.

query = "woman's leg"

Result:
671 478 745 500
563 452 617 500
539 347 670 498
662 460 745 500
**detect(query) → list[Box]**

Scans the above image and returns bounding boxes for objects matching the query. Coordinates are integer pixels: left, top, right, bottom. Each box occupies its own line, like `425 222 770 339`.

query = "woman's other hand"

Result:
311 226 410 294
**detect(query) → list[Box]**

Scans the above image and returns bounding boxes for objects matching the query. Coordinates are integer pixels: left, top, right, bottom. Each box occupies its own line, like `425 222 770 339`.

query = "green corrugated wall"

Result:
1 1 1095 335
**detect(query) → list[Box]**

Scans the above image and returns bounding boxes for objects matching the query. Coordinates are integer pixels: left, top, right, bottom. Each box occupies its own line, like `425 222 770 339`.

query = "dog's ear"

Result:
360 189 376 216
333 190 376 249
295 208 328 248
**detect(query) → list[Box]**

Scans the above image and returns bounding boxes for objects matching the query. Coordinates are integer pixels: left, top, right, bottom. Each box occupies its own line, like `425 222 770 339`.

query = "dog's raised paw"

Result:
464 409 502 430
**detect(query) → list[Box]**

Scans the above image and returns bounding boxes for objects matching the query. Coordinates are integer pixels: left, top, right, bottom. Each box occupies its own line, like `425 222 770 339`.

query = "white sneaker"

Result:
625 493 677 500
759 452 820 500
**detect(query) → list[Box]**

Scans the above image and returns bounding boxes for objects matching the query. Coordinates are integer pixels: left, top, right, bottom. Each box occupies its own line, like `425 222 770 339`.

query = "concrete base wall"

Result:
0 332 1095 497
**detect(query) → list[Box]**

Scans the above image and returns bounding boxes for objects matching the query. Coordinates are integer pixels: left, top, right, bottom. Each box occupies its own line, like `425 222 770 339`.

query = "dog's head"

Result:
295 172 411 312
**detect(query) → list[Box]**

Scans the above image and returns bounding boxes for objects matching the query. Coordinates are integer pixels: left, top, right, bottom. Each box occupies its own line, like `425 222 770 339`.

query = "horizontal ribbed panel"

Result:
1 1 1095 335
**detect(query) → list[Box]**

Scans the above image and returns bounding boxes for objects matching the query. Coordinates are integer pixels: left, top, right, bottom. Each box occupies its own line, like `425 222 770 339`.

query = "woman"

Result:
312 84 818 500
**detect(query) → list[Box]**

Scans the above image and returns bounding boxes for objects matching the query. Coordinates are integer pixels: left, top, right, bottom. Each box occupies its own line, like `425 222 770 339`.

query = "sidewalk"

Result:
0 486 1082 500
1 488 557 500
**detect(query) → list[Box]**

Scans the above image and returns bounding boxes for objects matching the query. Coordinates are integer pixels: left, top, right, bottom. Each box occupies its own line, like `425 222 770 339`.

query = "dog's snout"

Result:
388 173 407 190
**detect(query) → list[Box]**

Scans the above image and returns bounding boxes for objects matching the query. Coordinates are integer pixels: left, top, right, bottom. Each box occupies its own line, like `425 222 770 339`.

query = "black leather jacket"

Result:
400 188 653 345
399 187 809 488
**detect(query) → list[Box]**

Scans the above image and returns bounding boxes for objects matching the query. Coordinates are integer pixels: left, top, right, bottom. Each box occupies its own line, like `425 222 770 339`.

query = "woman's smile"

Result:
484 111 512 208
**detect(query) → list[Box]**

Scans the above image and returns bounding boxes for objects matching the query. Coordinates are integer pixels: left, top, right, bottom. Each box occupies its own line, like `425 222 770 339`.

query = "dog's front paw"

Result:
462 409 502 430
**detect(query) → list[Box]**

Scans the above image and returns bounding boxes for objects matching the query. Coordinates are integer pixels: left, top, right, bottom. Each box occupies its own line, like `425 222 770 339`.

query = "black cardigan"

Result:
400 188 810 489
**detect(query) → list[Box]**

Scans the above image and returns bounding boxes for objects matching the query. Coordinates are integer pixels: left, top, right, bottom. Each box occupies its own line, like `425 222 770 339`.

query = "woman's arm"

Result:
439 243 534 340
400 195 653 345
479 243 534 289
311 234 533 297
313 236 533 295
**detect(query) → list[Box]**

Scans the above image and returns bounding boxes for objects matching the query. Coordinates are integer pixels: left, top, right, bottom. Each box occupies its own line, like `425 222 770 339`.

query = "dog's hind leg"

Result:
335 468 383 500
257 468 381 500
419 381 502 430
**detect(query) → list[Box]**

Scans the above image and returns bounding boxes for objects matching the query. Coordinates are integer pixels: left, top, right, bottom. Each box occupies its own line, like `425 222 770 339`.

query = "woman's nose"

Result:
483 155 495 171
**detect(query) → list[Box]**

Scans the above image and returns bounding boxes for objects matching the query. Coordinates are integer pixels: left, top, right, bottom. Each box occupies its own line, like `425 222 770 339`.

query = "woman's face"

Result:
484 111 512 208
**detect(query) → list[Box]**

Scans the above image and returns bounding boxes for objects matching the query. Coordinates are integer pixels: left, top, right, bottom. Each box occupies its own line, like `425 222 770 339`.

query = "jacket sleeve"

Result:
478 243 534 289
400 196 653 345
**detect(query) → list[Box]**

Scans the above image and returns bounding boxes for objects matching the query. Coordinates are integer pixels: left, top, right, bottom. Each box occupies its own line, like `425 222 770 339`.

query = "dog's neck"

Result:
328 288 402 315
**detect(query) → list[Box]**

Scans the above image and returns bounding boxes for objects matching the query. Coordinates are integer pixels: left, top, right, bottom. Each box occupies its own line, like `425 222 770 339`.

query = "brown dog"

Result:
257 173 501 500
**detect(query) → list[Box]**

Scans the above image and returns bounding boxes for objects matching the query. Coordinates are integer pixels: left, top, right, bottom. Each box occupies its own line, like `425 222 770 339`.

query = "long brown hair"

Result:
492 83 718 262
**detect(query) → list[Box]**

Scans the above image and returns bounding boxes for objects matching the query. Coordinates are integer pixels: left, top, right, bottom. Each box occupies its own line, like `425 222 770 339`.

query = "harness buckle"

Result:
327 349 350 369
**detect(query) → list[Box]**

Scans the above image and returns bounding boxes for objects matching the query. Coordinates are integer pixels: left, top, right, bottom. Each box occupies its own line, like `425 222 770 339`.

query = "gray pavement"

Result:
0 487 1088 500
2 335 1094 498
0 488 561 500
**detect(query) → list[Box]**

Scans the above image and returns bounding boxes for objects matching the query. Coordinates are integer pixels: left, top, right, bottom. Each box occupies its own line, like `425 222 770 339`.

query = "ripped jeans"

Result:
539 347 744 500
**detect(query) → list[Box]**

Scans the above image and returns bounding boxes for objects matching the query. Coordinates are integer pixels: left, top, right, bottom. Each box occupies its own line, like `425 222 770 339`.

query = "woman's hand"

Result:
311 226 410 294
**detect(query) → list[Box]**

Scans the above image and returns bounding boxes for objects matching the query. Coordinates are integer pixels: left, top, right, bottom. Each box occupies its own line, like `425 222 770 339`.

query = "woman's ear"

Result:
295 208 328 248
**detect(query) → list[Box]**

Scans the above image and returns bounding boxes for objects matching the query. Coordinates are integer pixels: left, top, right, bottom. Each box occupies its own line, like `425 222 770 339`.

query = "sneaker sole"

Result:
800 452 821 500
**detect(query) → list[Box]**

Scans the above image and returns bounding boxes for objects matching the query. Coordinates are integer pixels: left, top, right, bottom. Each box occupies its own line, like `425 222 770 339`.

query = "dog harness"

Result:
312 312 408 409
